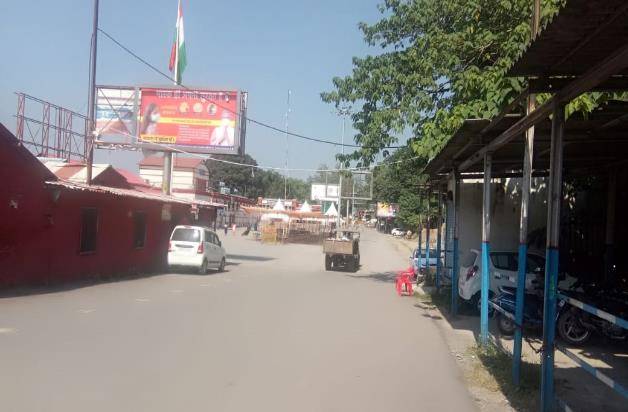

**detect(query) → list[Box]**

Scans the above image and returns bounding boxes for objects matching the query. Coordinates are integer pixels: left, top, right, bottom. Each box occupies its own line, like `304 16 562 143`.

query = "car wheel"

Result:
198 259 208 275
218 258 226 272
325 255 332 271
497 313 516 336
558 310 591 346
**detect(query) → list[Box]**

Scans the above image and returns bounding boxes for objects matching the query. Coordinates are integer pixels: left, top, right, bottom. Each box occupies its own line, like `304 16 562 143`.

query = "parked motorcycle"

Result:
491 280 627 346
557 281 627 345
491 286 568 337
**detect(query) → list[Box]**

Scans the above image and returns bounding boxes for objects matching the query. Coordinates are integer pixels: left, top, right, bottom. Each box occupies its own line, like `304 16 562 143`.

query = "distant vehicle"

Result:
410 248 442 274
168 225 226 274
458 249 546 308
391 228 404 237
323 230 360 272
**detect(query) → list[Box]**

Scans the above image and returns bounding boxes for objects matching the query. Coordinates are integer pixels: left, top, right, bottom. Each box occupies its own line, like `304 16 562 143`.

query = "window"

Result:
79 208 98 253
490 253 518 271
172 228 200 242
462 251 478 267
207 232 220 246
133 212 147 249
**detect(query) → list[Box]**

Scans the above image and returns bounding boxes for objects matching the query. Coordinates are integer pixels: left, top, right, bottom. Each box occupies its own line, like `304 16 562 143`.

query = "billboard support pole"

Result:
162 151 173 195
86 0 99 185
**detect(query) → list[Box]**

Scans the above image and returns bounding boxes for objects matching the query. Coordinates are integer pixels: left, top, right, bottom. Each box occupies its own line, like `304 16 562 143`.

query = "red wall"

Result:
0 124 196 288
0 185 193 287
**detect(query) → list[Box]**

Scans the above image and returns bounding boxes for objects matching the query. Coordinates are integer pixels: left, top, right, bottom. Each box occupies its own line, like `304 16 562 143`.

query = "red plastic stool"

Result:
395 267 415 296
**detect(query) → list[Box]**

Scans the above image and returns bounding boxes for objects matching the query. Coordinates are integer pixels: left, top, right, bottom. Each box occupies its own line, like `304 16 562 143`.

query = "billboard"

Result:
95 85 247 155
376 202 399 218
95 87 138 140
138 88 242 154
311 184 340 202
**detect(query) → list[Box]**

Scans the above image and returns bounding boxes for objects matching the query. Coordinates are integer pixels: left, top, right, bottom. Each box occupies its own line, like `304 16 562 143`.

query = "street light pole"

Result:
284 90 291 201
336 113 345 233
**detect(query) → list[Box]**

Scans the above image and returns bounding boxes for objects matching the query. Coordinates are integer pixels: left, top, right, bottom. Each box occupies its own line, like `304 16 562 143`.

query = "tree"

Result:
372 146 426 228
204 154 310 200
321 0 576 167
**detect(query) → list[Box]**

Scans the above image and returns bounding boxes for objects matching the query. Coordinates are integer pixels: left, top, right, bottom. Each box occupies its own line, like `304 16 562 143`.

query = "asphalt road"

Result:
0 229 475 412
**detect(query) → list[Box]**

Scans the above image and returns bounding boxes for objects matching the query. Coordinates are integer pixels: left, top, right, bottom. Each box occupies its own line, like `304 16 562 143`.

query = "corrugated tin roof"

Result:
508 0 628 77
41 160 111 183
45 180 224 209
139 155 205 170
424 100 628 178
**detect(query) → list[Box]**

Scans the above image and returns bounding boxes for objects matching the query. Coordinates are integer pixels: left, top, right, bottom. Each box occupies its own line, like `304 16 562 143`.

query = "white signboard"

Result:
311 184 339 201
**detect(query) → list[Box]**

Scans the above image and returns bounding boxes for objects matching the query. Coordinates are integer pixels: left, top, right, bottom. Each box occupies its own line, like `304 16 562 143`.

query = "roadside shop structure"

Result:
422 1 628 410
0 124 221 288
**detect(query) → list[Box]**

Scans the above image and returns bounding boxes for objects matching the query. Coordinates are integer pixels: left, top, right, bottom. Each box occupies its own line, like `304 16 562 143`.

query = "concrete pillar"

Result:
514 95 536 385
541 102 565 412
480 152 492 345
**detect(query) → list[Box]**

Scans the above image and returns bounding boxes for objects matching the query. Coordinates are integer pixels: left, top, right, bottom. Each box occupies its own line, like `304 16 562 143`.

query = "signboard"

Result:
376 202 399 218
139 88 242 154
311 184 340 202
95 87 138 140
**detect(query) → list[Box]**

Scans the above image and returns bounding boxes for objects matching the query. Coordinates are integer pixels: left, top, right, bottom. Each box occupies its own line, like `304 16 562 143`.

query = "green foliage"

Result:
322 0 624 228
321 0 568 166
372 146 427 228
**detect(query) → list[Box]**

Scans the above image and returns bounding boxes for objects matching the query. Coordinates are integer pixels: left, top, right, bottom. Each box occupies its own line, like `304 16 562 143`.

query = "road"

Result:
0 229 475 412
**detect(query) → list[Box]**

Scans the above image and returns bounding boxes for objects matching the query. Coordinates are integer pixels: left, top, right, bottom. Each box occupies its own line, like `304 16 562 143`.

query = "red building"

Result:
0 124 220 288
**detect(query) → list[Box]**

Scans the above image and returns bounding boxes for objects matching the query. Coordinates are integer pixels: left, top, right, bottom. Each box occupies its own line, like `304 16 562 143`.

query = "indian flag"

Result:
168 0 187 85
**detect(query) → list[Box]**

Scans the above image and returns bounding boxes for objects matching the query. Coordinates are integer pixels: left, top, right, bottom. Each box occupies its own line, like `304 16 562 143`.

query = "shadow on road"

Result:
345 270 396 283
0 271 164 299
227 254 275 262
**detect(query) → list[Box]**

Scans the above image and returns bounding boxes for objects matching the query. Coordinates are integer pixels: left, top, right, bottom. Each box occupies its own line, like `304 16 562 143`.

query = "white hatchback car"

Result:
458 249 544 306
391 228 405 237
168 225 226 273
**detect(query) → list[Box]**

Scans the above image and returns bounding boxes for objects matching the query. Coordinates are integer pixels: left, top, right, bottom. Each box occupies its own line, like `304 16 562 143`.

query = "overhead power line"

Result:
103 127 418 173
97 28 404 150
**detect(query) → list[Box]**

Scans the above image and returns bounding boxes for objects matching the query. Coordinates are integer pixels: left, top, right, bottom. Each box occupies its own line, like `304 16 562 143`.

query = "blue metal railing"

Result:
557 293 628 330
556 343 628 399
553 292 628 409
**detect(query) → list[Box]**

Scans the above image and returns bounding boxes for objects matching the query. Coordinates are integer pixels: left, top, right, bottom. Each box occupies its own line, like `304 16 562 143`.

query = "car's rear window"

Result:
171 228 201 242
462 251 478 267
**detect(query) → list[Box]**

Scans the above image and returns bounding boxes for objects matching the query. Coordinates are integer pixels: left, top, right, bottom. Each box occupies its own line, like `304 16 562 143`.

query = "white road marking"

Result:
171 289 183 293
0 328 16 334
199 283 212 287
78 309 95 314
135 298 150 302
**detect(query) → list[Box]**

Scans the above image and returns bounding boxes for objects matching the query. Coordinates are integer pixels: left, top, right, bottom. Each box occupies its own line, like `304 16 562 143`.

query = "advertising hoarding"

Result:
139 88 241 154
95 87 138 140
376 202 399 218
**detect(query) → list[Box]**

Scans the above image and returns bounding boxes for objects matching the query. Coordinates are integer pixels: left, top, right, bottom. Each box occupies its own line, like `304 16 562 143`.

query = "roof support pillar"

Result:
513 94 536 386
541 102 565 412
480 152 492 345
451 169 460 316
435 187 443 293
425 188 432 279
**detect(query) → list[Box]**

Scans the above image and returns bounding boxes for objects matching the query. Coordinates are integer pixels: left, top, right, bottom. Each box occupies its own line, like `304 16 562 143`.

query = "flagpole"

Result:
86 0 99 185
164 0 181 195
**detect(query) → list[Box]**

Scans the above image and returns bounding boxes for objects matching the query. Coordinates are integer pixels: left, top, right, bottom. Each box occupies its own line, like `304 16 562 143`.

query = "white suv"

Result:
168 225 226 273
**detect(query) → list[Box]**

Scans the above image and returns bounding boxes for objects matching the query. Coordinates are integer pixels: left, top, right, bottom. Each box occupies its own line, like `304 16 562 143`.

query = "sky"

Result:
0 0 385 179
